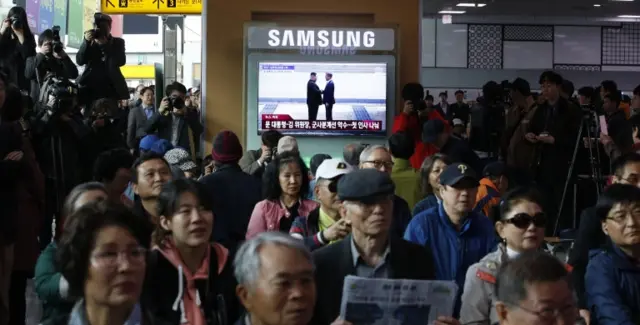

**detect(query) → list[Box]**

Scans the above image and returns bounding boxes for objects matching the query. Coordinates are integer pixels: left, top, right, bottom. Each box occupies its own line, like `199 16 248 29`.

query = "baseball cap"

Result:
164 148 197 172
277 136 299 154
483 161 507 178
315 158 353 180
139 134 160 151
452 118 464 127
422 119 446 144
439 163 479 188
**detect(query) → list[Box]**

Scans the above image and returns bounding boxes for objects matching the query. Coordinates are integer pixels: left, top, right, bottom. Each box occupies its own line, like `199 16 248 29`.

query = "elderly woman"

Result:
54 201 155 325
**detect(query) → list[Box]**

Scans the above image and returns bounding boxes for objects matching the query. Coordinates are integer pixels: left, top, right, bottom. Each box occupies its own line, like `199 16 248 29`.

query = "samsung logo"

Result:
267 29 376 48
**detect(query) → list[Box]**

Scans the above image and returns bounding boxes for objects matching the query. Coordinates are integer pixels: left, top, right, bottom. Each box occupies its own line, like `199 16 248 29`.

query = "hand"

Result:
537 134 555 144
172 107 185 115
53 49 67 59
41 42 52 55
579 309 591 325
0 19 9 34
633 127 640 145
84 30 94 42
525 132 538 143
4 151 23 161
599 133 612 146
322 218 351 242
402 100 414 115
330 317 353 325
434 316 460 325
258 148 272 164
204 162 214 176
158 97 170 114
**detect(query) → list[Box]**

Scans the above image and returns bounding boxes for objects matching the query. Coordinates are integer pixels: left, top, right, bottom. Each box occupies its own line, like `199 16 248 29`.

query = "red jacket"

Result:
392 110 448 169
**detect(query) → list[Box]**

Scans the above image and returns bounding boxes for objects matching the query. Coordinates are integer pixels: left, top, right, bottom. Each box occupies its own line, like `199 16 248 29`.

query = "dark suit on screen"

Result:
323 80 335 121
307 80 322 121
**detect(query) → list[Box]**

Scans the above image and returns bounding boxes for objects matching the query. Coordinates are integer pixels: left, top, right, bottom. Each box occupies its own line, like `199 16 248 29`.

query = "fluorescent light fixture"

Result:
477 3 487 7
594 3 601 6
611 0 634 2
618 14 640 17
456 3 476 6
439 10 466 14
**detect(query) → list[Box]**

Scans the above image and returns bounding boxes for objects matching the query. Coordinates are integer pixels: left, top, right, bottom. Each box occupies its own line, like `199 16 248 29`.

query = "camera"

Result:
51 26 63 53
167 95 185 110
91 13 111 39
42 77 78 115
9 16 23 30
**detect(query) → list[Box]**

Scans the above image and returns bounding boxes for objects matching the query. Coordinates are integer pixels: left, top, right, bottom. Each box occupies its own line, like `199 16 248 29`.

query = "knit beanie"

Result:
212 130 243 163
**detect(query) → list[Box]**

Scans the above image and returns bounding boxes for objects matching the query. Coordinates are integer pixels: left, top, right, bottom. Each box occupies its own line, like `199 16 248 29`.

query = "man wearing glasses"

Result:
358 145 413 237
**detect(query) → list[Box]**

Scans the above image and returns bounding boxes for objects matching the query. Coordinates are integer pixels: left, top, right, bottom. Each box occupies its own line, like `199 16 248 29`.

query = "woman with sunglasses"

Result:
412 153 452 216
246 151 318 239
55 201 152 325
143 179 238 325
459 187 548 325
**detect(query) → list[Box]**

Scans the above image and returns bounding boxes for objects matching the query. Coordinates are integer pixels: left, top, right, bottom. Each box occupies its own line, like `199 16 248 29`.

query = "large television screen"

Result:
257 61 388 136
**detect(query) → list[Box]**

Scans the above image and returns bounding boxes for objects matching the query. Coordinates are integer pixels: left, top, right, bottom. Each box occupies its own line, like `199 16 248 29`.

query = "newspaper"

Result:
339 275 458 325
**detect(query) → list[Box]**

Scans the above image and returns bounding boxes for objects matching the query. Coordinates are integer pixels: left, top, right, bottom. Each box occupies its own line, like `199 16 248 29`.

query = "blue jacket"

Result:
412 194 439 216
586 245 640 325
403 203 498 293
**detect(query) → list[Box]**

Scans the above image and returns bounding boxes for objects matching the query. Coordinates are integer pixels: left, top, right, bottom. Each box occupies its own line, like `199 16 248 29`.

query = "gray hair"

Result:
359 144 389 164
234 232 313 288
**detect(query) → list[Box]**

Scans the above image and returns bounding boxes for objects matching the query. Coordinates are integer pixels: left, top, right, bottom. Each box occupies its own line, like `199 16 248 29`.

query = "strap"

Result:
187 124 196 161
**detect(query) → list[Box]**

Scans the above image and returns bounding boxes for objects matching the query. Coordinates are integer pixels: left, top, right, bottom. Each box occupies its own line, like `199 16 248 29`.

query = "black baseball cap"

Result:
439 163 479 188
483 161 506 178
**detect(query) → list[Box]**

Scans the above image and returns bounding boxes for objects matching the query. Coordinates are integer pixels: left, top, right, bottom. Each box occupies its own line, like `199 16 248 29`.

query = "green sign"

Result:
67 0 83 48
53 0 67 36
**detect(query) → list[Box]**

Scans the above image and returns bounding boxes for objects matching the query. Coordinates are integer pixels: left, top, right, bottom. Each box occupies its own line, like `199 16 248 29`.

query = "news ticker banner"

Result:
261 114 382 132
100 0 201 15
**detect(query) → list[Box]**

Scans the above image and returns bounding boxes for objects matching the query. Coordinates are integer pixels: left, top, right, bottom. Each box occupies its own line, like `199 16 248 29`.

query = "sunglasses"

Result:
323 176 344 193
504 213 546 229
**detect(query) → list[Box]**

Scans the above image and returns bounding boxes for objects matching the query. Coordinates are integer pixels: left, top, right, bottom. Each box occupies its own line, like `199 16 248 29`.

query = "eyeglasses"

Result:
504 213 546 229
606 211 640 224
363 160 394 170
90 246 147 269
507 301 578 323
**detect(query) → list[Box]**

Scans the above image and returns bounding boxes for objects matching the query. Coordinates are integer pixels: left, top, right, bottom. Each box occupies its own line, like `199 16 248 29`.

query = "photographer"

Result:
239 130 283 177
392 82 446 168
30 78 92 248
468 81 506 163
144 82 202 157
25 27 79 105
75 13 128 110
0 6 36 92
87 98 127 155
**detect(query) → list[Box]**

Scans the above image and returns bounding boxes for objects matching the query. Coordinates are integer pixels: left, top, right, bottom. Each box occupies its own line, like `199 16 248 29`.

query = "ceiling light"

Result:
456 3 476 7
477 3 487 7
618 14 640 17
611 0 634 2
439 10 466 14
594 3 601 6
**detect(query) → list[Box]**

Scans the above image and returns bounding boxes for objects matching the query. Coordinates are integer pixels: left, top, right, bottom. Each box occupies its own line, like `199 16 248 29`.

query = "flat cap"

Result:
337 169 395 204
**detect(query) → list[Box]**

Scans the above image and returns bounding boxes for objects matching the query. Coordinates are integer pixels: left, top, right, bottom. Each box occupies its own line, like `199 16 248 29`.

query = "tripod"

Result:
553 110 605 236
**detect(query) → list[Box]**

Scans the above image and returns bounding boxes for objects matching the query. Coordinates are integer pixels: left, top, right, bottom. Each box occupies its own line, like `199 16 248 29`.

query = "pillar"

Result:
203 0 421 153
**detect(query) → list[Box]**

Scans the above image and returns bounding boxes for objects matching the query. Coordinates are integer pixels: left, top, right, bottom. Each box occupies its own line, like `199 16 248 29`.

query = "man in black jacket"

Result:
311 169 439 325
75 13 128 111
306 72 322 121
423 118 483 174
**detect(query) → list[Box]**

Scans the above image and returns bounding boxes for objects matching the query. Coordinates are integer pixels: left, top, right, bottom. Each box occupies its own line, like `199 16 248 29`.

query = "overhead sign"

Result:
101 0 201 14
247 26 396 52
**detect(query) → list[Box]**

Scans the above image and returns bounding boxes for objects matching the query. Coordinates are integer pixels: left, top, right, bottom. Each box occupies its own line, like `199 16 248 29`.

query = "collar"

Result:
610 244 640 271
438 202 473 234
479 178 499 191
318 207 338 229
350 235 390 267
68 299 143 325
392 158 412 172
505 246 521 259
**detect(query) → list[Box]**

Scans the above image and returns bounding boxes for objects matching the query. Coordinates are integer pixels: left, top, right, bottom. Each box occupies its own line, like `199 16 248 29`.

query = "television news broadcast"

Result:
257 61 388 136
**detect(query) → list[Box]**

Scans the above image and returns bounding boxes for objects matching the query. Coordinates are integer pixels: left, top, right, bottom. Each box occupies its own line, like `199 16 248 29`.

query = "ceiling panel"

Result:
423 0 640 18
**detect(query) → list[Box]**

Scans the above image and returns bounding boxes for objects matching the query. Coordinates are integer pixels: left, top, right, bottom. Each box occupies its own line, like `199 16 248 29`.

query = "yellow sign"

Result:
101 0 201 14
121 65 155 79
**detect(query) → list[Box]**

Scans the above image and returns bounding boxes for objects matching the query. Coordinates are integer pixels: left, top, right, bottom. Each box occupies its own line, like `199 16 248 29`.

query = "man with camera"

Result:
76 13 128 112
25 27 79 106
144 82 202 157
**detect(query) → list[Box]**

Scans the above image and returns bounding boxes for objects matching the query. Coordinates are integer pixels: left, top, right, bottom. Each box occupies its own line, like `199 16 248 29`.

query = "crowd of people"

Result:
0 5 639 325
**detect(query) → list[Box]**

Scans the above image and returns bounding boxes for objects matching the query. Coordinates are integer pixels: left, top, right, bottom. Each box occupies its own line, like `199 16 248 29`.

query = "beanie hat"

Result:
212 130 243 163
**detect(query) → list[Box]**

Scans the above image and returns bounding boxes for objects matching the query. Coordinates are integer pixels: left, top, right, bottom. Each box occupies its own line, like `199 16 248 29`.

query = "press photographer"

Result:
468 81 506 162
25 26 79 105
31 77 92 247
0 6 36 92
76 13 128 111
144 82 203 157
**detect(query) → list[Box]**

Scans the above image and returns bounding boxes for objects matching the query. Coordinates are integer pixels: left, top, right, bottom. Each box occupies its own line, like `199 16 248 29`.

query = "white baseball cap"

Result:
315 158 354 180
453 118 464 126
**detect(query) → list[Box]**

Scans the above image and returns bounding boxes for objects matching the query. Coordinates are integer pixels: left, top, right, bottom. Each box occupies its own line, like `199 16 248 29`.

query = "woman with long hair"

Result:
412 153 452 216
246 151 318 238
0 6 36 91
143 179 238 325
34 182 108 324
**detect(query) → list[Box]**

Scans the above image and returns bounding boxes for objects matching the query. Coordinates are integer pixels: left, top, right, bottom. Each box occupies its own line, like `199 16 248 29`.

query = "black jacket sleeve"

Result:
76 39 98 66
568 207 605 308
144 112 169 134
61 56 79 79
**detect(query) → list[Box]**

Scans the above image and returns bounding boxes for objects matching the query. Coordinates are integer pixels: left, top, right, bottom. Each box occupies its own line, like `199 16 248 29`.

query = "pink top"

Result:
246 199 319 239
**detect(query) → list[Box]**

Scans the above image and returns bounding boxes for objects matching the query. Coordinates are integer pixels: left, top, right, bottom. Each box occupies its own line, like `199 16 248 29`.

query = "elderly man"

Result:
495 251 579 325
234 232 316 325
358 145 413 236
311 169 456 325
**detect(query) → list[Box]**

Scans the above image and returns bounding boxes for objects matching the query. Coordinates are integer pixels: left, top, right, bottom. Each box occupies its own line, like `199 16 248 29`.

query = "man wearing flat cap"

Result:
405 163 497 317
311 169 461 325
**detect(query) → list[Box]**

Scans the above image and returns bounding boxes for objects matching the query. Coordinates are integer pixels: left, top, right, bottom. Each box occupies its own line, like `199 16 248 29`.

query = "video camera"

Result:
51 26 63 54
42 77 78 115
91 13 111 39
